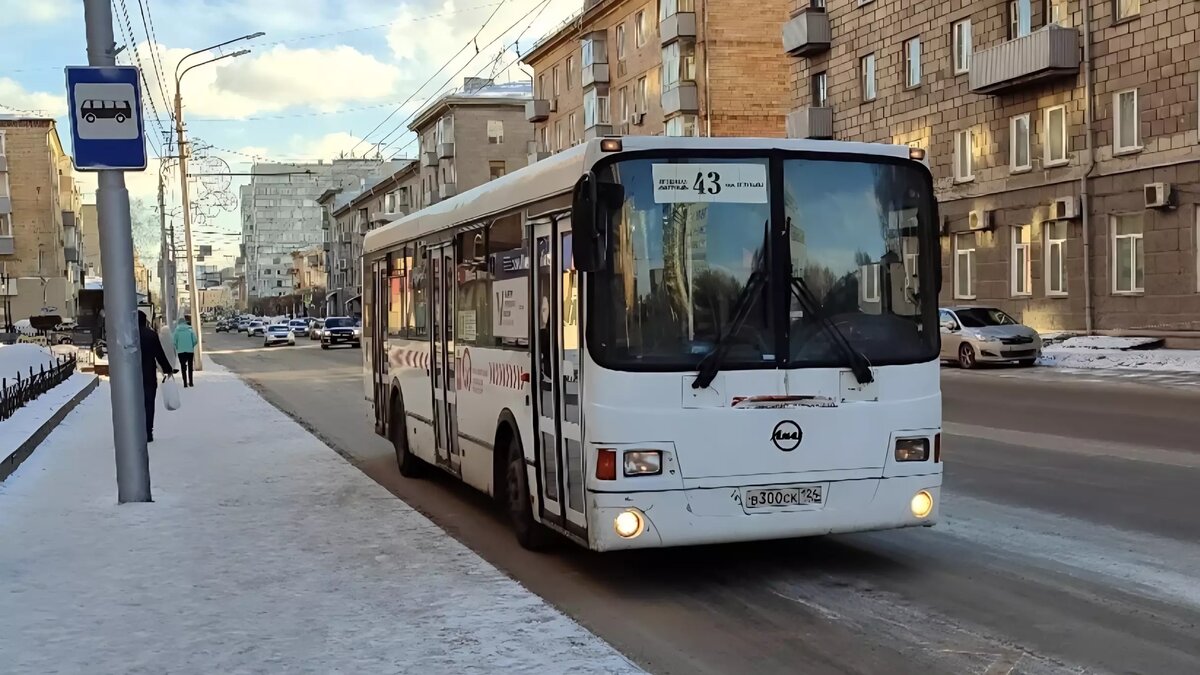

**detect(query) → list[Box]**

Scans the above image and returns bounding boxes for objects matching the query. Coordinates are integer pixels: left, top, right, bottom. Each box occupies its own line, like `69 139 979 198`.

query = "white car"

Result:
263 324 296 347
246 320 266 337
288 319 310 337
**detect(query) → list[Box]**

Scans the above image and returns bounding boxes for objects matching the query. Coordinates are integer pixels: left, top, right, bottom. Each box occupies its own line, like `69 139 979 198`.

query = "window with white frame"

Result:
1011 114 1031 172
859 263 881 303
436 115 454 144
659 0 694 19
634 10 647 47
487 120 504 144
861 53 876 101
618 87 629 125
1045 0 1063 24
615 23 627 74
1045 220 1068 295
556 120 564 151
955 233 976 299
1114 0 1140 21
539 126 549 152
905 37 921 87
662 39 696 90
953 20 972 74
1112 213 1144 293
664 114 697 137
582 36 606 67
553 65 561 98
811 71 827 107
1045 105 1067 165
1009 0 1031 39
1114 89 1140 153
636 75 648 112
954 129 974 182
566 55 576 90
583 89 610 128
537 74 546 99
1012 224 1032 296
569 112 579 145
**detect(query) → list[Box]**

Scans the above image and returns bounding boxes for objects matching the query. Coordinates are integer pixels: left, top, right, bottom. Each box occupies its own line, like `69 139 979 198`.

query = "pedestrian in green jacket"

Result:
173 317 198 387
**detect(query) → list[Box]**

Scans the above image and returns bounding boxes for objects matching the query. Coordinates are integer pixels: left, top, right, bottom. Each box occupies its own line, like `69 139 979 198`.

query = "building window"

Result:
904 37 921 88
568 112 579 145
811 71 827 108
664 114 697 137
859 263 881 303
660 0 694 19
489 161 506 180
636 75 648 113
1114 0 1139 21
1012 225 1032 296
1112 213 1144 293
861 53 876 101
553 65 561 98
436 115 454 144
1044 105 1068 166
1046 221 1068 296
566 55 576 90
662 39 696 90
556 120 564 151
1011 114 1031 172
615 24 627 75
487 120 504 144
582 37 607 67
954 129 973 182
953 20 971 74
537 74 546 99
954 233 976 299
1045 0 1063 24
1114 89 1140 153
583 88 610 128
539 126 550 153
634 10 647 47
618 87 629 125
1009 0 1032 39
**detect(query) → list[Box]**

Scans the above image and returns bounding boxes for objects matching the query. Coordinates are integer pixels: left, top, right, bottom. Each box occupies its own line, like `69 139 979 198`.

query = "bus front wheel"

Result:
506 434 551 551
390 395 423 478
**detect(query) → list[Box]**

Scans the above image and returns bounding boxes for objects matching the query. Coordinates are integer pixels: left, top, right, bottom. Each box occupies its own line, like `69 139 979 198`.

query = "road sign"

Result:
64 66 147 171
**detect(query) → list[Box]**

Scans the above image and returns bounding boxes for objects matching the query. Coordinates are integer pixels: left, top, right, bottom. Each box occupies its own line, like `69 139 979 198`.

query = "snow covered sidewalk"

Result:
1040 335 1200 374
0 364 641 674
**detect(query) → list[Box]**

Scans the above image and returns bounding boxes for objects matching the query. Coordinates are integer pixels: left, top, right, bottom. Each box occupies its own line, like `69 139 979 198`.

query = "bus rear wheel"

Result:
506 434 551 551
391 396 423 478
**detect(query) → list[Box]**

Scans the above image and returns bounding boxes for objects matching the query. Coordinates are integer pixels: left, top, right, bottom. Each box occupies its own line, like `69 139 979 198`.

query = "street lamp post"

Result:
174 33 260 370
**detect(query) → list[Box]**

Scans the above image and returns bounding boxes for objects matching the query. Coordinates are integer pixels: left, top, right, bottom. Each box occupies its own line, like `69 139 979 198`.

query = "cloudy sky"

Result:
0 0 575 263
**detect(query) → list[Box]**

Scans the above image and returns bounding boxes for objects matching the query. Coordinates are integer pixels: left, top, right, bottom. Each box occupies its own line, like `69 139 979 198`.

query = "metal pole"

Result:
84 0 151 503
174 91 203 369
157 170 173 326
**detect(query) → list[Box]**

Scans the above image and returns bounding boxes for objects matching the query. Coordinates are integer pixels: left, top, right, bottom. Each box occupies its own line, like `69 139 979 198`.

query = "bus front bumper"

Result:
588 473 941 552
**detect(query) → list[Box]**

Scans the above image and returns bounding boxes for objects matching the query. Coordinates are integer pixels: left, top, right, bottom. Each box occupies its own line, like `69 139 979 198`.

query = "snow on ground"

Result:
1056 335 1164 350
0 342 59 380
0 364 642 675
1040 346 1200 373
0 373 95 460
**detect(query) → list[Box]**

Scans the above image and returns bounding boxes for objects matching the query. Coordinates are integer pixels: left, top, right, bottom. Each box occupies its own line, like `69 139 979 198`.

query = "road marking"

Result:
944 422 1200 469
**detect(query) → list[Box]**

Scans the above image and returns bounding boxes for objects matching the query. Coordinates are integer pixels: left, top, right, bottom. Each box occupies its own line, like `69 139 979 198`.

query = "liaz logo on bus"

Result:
771 420 803 452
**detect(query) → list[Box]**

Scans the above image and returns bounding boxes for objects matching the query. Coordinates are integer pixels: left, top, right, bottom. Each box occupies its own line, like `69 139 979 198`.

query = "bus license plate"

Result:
744 485 823 510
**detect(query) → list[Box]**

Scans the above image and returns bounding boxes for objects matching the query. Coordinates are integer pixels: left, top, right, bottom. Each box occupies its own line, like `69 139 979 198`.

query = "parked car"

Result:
288 319 310 337
309 318 325 341
237 318 251 333
939 306 1042 369
247 320 266 337
321 316 360 349
264 323 296 347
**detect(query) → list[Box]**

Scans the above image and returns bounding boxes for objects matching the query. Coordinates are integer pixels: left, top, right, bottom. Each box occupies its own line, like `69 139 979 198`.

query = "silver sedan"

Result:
939 306 1042 369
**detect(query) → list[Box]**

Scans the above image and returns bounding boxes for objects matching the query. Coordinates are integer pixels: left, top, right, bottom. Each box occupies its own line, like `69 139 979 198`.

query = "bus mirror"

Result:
572 173 601 272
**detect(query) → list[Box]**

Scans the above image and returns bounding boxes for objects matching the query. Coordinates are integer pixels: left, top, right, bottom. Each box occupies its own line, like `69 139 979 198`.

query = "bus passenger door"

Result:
531 217 587 536
428 242 460 474
372 260 389 435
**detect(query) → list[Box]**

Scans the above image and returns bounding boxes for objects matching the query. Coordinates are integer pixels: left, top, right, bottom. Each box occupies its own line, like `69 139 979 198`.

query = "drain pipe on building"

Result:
702 0 712 137
1079 0 1096 334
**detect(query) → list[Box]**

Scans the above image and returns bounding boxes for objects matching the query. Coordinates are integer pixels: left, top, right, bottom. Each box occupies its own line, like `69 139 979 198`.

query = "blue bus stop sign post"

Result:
64 65 147 171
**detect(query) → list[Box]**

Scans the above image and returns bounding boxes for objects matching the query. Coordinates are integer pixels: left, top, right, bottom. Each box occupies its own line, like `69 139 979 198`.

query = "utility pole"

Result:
173 96 203 369
82 0 151 502
157 168 174 327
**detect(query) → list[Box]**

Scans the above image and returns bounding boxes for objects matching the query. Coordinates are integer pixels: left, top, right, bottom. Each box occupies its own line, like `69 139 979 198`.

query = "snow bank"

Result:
0 373 95 460
1057 335 1164 350
0 343 58 380
1040 346 1200 373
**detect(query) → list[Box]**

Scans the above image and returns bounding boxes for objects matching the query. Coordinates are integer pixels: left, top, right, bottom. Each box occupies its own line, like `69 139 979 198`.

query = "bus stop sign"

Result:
64 66 147 171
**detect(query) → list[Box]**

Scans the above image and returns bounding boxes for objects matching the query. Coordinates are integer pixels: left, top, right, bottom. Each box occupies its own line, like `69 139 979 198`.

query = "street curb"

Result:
0 376 100 482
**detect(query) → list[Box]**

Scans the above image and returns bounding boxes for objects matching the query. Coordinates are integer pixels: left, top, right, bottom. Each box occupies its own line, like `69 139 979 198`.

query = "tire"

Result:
84 113 96 123
321 344 329 350
391 395 423 478
958 343 977 369
115 114 126 123
505 433 552 551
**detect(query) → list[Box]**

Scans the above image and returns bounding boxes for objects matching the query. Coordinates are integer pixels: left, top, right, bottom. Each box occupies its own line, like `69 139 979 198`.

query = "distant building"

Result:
80 203 100 277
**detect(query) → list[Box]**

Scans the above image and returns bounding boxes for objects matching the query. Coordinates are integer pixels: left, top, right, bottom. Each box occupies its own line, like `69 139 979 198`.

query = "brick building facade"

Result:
521 0 792 156
785 0 1200 333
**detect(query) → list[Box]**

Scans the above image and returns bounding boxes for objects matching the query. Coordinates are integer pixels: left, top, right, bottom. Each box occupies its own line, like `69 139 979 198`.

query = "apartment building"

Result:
784 0 1200 334
240 158 377 302
80 203 100 277
0 116 84 323
409 77 534 208
521 0 792 155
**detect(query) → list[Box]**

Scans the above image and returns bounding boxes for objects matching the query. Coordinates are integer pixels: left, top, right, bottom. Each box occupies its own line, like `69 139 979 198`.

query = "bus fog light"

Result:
623 450 662 476
614 510 645 539
910 490 934 519
895 438 930 462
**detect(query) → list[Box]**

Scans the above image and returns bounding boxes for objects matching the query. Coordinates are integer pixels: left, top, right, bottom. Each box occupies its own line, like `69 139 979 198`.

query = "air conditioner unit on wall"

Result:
1144 182 1174 209
629 112 645 126
968 209 994 231
1050 197 1078 221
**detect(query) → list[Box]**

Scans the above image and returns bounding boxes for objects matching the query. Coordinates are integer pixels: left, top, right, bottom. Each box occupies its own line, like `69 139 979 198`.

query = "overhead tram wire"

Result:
134 0 174 125
113 0 168 157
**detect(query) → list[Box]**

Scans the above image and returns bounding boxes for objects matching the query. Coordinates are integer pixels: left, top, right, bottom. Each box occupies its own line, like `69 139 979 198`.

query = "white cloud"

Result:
0 78 66 117
0 0 72 23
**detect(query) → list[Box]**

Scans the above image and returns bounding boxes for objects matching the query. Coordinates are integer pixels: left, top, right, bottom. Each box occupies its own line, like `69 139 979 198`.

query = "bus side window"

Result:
411 243 428 338
455 226 490 345
388 249 406 339
487 213 527 348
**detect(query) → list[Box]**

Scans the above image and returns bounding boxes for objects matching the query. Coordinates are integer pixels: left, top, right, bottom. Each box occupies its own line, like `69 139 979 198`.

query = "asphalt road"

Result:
206 330 1200 675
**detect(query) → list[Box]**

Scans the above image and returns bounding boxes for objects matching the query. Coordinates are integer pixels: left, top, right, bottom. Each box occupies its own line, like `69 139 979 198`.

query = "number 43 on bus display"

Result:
693 171 722 195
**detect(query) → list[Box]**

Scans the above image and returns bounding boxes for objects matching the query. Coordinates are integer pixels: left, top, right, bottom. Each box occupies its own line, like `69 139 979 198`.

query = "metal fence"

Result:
0 354 78 423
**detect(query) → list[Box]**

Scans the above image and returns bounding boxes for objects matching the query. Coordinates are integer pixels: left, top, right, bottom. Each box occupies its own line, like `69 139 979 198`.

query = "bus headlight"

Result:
623 450 662 476
614 510 645 538
895 438 930 462
910 490 934 519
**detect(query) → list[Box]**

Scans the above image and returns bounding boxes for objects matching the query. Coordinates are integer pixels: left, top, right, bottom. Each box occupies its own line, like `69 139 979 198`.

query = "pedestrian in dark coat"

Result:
139 310 176 442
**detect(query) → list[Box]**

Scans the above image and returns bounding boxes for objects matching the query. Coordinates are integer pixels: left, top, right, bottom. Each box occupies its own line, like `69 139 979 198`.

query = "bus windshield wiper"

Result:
790 275 874 385
692 270 766 390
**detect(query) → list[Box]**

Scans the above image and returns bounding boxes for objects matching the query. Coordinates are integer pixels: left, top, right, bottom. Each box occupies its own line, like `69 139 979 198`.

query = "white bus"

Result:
362 137 943 552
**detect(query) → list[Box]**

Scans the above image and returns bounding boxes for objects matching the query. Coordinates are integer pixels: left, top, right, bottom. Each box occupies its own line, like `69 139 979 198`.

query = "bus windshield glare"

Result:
590 155 938 371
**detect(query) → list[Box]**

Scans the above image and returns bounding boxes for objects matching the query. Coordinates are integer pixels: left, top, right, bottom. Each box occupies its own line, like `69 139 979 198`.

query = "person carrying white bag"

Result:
138 311 178 442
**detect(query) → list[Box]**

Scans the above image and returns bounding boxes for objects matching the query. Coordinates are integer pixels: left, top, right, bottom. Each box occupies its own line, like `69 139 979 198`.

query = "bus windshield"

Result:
590 154 938 371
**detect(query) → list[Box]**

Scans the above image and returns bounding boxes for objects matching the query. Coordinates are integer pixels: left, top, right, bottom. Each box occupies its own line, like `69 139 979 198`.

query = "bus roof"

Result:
362 136 917 255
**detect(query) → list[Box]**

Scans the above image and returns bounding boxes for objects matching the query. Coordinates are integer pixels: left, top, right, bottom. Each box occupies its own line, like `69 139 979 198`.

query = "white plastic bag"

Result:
161 375 182 411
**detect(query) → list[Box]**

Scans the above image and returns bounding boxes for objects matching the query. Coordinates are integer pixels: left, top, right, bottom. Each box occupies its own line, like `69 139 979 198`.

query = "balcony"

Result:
439 183 457 200
340 232 352 244
786 107 833 140
528 150 551 164
65 246 79 263
969 25 1080 95
583 63 610 87
661 12 696 44
0 234 13 256
584 124 613 141
438 142 455 159
662 83 699 115
782 8 831 57
526 99 550 122
421 151 438 167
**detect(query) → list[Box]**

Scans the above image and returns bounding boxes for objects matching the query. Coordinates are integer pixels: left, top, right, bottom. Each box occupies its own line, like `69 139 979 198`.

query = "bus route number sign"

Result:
652 163 768 204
